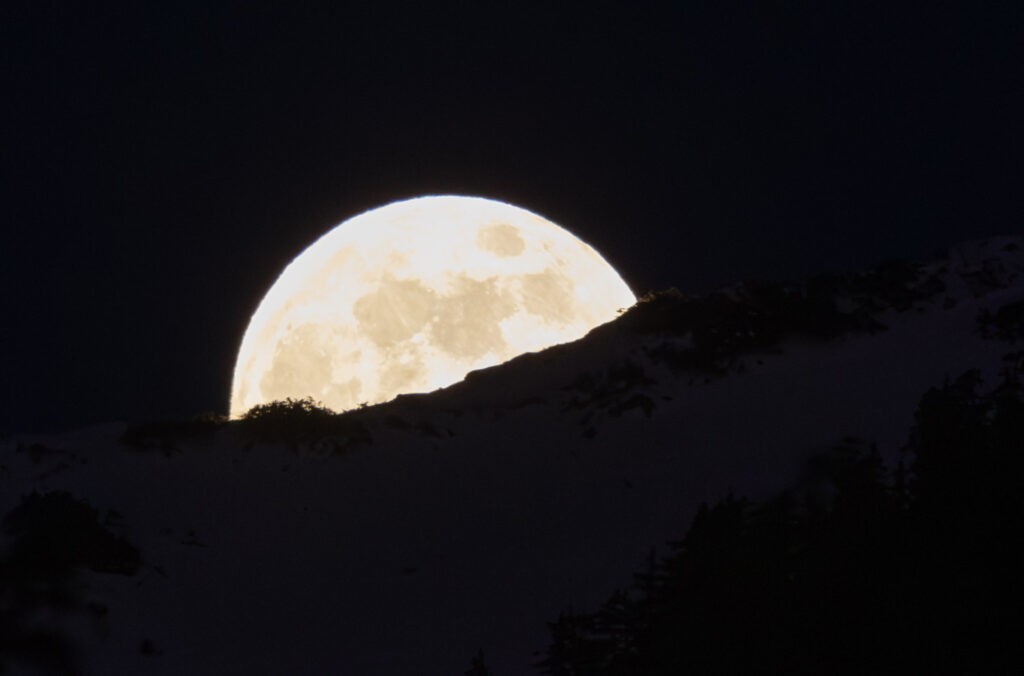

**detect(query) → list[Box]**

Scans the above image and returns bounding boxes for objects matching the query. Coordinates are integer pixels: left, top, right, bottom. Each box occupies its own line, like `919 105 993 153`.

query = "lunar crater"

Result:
430 275 516 359
476 223 525 257
352 277 438 348
521 269 577 323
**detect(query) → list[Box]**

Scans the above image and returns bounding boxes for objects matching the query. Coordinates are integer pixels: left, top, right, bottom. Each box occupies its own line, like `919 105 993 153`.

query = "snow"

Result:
2 237 1021 675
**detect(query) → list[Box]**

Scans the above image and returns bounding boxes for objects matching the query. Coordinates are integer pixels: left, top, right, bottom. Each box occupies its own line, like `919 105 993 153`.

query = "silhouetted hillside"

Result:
1 236 1020 675
1 492 139 674
538 368 1022 674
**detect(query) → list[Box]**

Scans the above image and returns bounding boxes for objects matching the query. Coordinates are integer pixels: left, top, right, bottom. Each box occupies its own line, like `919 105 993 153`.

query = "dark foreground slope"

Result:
537 367 1023 675
1 236 1021 675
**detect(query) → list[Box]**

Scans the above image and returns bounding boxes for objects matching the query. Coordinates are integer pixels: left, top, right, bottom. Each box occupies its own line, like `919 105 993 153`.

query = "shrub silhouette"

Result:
121 411 227 451
977 299 1024 342
239 397 372 452
1 492 140 674
2 491 140 576
622 280 883 378
242 396 334 421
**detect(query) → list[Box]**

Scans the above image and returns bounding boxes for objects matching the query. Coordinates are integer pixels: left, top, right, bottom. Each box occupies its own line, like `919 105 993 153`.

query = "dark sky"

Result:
3 2 1021 434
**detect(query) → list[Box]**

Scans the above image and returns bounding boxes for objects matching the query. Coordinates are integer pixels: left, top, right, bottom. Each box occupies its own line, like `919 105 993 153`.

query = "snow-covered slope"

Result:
2 236 1022 675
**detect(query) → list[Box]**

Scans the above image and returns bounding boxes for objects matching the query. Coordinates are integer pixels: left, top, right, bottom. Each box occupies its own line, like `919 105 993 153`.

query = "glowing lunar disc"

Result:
229 195 636 418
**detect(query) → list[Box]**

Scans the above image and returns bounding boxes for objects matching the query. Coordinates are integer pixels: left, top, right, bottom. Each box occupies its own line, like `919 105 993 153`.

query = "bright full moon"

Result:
229 195 636 418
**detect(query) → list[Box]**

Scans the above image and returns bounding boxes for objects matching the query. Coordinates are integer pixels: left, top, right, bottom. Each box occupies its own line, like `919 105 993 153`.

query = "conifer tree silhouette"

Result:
465 649 490 676
539 369 1022 673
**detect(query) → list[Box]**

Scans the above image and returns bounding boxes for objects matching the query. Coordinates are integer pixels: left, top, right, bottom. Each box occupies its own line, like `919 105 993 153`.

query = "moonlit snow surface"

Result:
230 196 636 417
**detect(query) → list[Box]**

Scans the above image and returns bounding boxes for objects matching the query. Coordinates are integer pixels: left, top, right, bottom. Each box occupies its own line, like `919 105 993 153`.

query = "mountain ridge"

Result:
1 235 1021 675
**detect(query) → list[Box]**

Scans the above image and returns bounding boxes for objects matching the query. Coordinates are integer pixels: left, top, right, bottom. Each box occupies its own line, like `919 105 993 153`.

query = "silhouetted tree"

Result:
465 649 490 676
899 370 1023 672
540 369 1022 674
977 299 1024 342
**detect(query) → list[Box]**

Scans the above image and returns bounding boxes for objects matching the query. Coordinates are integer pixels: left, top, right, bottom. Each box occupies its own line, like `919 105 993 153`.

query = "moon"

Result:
229 195 636 418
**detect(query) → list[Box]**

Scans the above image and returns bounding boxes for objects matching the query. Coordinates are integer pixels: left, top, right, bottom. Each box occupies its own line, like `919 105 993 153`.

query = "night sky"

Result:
3 2 1021 435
